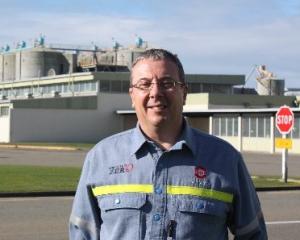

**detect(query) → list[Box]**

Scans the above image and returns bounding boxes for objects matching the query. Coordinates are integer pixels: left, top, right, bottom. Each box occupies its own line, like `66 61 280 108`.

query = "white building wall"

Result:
0 115 10 142
10 93 132 142
219 136 300 154
242 137 273 153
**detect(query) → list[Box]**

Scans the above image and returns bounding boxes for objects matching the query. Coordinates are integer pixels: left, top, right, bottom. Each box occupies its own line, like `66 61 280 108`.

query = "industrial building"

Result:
0 36 299 154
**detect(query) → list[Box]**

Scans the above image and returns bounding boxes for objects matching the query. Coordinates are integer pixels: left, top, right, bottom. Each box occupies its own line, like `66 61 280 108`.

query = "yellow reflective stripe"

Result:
92 184 233 203
167 185 233 203
92 184 153 196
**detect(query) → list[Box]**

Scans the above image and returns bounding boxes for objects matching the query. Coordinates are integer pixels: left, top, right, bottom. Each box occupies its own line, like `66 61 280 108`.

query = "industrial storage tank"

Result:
17 48 71 80
18 49 45 79
44 51 70 76
63 52 77 74
0 54 3 82
1 52 16 81
256 65 285 96
256 78 285 96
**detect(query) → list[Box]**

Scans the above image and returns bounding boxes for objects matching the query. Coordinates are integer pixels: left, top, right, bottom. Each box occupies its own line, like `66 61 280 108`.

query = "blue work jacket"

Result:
69 123 267 239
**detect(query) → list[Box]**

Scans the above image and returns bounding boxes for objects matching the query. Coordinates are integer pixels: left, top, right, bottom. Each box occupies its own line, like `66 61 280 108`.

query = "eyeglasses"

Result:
130 78 185 91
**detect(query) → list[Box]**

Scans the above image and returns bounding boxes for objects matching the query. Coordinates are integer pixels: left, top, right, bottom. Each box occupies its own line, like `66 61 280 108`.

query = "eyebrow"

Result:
137 75 175 82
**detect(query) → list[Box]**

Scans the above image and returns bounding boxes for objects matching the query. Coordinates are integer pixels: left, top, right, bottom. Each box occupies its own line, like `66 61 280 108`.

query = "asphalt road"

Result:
0 191 299 240
0 148 300 239
0 148 86 167
0 148 299 177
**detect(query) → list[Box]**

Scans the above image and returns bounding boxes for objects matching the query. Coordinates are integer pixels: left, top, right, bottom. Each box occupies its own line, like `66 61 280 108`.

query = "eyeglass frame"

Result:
130 78 186 91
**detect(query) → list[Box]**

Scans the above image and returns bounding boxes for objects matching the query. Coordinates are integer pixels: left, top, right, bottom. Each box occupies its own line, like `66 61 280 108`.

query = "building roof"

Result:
117 107 300 116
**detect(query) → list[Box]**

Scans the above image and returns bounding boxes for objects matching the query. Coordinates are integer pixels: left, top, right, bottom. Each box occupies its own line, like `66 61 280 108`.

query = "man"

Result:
69 49 267 239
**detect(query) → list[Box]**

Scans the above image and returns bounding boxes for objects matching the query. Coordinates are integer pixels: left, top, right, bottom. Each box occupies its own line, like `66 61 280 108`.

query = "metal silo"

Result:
3 52 16 81
20 49 45 79
256 78 285 96
63 52 76 73
270 79 285 95
44 51 70 76
0 54 3 82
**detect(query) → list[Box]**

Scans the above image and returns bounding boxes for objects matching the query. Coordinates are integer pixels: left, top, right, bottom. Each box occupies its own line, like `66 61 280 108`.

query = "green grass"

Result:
0 165 81 193
0 142 96 150
0 165 299 193
252 176 300 188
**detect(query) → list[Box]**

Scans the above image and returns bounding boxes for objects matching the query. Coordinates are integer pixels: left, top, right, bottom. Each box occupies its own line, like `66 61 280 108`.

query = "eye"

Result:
162 80 175 89
137 80 152 89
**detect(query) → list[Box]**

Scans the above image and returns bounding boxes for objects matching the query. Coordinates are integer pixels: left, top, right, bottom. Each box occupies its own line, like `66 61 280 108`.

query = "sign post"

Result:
275 106 294 183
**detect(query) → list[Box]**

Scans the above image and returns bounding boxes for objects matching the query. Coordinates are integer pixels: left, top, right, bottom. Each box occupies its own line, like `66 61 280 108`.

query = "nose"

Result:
149 82 163 98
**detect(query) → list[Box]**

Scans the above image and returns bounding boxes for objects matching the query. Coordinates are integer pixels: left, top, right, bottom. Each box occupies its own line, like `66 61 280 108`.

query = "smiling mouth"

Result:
148 105 167 110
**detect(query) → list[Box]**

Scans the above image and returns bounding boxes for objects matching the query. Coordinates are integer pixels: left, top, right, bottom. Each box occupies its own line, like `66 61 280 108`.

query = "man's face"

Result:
129 58 187 131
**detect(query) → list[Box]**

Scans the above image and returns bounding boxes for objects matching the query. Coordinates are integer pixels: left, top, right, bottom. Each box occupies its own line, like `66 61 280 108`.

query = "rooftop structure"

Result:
0 36 299 154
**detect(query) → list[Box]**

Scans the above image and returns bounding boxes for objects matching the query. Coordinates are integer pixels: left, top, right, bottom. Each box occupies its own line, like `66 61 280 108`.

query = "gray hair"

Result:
131 48 185 83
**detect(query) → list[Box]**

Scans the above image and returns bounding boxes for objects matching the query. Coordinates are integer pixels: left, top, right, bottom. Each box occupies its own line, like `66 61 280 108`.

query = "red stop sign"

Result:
276 106 294 134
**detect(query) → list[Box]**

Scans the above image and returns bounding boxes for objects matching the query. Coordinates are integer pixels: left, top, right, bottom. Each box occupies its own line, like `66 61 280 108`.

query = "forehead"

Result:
131 59 179 81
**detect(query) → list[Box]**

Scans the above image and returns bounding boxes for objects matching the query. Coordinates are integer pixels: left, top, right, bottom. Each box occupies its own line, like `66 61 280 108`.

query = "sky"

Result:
0 0 299 88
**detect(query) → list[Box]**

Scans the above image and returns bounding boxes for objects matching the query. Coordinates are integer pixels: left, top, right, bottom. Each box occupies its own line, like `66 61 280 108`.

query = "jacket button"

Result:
114 198 121 204
196 202 204 210
155 187 162 194
153 214 161 221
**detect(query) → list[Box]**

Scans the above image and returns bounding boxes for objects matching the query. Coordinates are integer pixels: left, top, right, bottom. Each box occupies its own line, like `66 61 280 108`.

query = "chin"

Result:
149 117 168 127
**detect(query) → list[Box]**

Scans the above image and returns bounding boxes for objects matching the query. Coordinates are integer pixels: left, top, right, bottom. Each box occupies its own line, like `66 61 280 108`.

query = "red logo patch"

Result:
194 166 206 179
124 163 134 172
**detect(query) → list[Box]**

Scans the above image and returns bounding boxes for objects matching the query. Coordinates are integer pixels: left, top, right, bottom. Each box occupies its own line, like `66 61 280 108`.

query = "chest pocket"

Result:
97 193 147 240
174 197 229 239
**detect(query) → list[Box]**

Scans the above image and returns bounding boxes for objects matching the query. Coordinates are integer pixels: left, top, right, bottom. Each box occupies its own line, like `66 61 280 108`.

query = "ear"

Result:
129 88 135 108
182 85 188 105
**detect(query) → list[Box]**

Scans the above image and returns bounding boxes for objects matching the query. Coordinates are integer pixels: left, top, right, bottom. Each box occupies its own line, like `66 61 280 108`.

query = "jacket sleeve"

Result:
229 152 268 240
69 150 101 240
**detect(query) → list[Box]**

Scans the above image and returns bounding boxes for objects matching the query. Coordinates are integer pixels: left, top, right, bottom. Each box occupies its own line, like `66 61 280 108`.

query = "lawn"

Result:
0 165 81 193
0 142 95 150
252 176 300 188
0 165 299 193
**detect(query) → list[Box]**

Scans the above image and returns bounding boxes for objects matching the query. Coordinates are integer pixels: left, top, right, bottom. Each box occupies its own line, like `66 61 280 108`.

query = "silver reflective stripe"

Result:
236 211 263 236
69 214 97 236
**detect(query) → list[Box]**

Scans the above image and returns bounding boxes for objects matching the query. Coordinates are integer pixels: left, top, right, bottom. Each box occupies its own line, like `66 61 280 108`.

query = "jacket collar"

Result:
130 119 197 156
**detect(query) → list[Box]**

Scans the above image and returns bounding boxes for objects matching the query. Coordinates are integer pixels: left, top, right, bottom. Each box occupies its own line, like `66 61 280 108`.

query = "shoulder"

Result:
187 127 243 169
191 127 238 153
82 128 137 171
90 128 136 154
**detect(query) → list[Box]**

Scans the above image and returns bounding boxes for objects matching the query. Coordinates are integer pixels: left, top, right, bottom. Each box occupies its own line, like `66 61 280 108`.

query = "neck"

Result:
140 119 183 150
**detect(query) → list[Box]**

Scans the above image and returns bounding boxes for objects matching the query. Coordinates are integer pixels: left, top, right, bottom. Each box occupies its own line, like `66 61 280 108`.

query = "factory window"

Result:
91 81 97 91
188 83 201 93
212 118 219 135
42 85 49 94
243 115 271 138
74 83 79 92
122 81 130 92
49 85 55 93
111 80 122 92
79 82 86 92
33 87 40 95
3 89 8 96
100 80 110 92
212 84 231 94
220 117 227 136
0 106 9 116
56 85 62 93
292 116 300 139
62 83 71 93
202 84 213 93
212 116 238 137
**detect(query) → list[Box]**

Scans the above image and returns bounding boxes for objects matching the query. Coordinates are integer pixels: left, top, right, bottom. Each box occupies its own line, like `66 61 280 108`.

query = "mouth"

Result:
147 104 167 110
